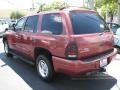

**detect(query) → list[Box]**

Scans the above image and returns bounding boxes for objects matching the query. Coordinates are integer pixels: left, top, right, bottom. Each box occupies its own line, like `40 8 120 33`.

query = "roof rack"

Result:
37 6 93 13
59 6 93 10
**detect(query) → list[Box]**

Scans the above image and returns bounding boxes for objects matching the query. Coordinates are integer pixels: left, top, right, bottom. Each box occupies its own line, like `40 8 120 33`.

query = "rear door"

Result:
69 11 113 59
40 13 68 57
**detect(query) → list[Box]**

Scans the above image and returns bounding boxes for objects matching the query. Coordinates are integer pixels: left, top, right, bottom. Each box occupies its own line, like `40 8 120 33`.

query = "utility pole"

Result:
118 0 120 24
32 0 35 10
29 0 35 14
88 0 94 9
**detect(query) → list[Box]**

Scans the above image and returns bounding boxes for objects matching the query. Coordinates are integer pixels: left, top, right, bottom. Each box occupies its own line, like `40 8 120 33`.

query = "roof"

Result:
28 7 96 17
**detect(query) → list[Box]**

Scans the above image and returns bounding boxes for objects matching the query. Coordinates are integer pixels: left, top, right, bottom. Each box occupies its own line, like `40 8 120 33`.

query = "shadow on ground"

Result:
0 52 117 90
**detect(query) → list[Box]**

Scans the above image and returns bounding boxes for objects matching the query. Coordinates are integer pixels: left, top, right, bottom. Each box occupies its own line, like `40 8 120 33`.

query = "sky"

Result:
0 0 84 10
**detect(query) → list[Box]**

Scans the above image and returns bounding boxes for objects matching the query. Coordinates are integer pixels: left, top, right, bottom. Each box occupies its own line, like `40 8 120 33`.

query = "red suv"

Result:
3 8 117 81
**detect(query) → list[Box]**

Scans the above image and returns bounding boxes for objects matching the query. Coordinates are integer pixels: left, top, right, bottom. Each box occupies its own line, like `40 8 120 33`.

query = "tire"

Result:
4 41 13 57
117 48 120 54
36 55 54 82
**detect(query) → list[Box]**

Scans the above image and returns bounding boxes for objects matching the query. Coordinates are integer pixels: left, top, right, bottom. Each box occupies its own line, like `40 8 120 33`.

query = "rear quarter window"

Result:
69 12 109 35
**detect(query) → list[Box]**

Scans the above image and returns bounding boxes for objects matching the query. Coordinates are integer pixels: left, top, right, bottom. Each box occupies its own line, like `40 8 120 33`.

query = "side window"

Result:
41 13 63 35
15 18 26 30
24 15 38 33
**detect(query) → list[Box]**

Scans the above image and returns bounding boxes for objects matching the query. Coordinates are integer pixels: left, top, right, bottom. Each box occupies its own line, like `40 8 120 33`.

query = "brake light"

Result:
65 42 78 59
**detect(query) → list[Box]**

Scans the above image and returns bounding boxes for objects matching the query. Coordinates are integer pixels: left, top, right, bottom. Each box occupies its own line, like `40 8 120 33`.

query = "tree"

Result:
101 5 107 20
107 2 117 22
10 11 24 19
38 1 67 12
95 0 117 22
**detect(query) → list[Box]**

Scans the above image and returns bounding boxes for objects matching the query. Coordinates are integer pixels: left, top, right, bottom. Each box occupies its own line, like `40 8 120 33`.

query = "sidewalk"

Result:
0 39 32 90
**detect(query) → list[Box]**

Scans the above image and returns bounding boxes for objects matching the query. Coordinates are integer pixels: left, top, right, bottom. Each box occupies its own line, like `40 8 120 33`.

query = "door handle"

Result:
15 34 21 39
99 33 104 36
43 39 48 42
15 34 18 37
21 34 26 37
32 38 36 43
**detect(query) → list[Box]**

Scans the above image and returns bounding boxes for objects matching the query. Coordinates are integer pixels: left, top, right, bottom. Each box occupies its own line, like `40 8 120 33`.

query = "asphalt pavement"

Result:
0 38 120 90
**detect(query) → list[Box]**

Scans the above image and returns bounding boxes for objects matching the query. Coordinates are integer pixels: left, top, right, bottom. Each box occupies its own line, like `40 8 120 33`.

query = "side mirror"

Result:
9 24 15 30
12 24 15 29
5 28 8 32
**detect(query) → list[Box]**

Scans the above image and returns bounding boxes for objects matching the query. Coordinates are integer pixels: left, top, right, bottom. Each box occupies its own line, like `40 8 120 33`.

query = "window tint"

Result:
41 13 63 35
24 15 38 32
69 12 109 35
15 18 25 30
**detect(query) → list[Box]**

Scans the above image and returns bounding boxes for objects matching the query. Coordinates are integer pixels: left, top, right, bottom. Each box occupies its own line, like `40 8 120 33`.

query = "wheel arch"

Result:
34 47 52 63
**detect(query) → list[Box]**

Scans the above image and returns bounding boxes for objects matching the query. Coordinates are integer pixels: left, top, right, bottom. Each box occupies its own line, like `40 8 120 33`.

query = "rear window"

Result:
69 11 109 35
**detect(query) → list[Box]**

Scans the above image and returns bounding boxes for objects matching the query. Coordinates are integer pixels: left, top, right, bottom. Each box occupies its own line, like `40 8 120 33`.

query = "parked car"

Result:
0 20 9 37
114 28 120 52
3 7 117 82
8 19 17 27
107 22 120 34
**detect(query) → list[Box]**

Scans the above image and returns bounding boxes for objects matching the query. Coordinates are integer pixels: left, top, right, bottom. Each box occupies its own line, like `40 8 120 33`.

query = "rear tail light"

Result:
65 41 78 59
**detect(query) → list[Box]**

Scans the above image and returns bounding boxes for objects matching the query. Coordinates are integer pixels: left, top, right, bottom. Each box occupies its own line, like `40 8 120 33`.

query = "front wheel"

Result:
117 48 120 54
36 55 55 82
4 41 13 57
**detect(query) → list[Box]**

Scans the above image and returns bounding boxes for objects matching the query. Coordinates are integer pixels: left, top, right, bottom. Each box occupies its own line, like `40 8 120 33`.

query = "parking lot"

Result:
0 38 120 90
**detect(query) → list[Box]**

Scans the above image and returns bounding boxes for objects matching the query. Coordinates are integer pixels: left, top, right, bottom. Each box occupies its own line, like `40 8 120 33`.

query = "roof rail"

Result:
36 6 93 13
59 6 93 10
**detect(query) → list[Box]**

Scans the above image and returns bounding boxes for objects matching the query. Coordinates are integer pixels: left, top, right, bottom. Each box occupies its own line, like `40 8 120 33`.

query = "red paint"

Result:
3 8 117 76
52 49 117 75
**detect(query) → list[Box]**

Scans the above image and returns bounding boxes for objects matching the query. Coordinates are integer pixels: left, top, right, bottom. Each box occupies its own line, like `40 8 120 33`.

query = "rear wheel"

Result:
4 41 13 57
36 55 54 82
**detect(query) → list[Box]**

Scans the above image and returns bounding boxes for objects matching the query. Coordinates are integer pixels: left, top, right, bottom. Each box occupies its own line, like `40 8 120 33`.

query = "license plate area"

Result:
100 58 108 67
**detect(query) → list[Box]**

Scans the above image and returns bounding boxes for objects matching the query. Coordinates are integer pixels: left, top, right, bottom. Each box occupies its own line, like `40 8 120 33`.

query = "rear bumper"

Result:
52 48 117 76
